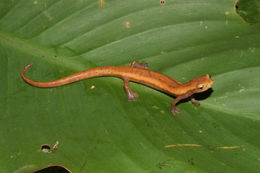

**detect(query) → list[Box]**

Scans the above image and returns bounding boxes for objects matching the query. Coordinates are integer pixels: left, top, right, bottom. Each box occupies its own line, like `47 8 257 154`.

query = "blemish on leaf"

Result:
43 11 53 21
33 0 38 5
224 11 230 25
249 47 256 52
99 0 106 7
90 85 96 89
225 20 229 25
225 11 230 16
160 0 166 5
152 105 160 110
216 146 241 150
239 88 245 92
123 21 131 29
164 144 201 148
52 141 59 150
160 50 166 54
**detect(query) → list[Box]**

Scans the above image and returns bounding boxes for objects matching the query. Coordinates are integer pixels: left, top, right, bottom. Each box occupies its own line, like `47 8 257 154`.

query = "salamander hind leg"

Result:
171 106 180 115
123 79 139 101
130 61 148 69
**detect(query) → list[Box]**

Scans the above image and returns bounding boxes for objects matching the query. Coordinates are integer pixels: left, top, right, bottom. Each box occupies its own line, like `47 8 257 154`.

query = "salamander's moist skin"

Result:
21 61 214 115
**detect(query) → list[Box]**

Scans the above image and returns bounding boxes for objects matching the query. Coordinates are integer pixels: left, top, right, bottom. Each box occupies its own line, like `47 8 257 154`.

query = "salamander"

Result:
21 61 214 115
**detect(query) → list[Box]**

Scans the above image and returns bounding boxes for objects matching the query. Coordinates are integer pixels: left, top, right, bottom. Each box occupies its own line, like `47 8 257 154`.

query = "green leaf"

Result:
1 0 260 173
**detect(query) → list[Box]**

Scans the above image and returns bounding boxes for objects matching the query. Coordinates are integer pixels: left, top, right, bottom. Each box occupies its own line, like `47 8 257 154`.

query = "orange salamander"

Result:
21 61 214 115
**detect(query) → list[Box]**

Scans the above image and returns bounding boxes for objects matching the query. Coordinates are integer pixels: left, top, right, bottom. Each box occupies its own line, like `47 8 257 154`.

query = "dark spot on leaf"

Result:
205 144 216 151
187 158 195 165
157 159 170 169
211 122 220 129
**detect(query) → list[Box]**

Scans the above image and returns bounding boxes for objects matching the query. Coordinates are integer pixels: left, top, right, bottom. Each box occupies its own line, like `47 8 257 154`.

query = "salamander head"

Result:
190 74 214 93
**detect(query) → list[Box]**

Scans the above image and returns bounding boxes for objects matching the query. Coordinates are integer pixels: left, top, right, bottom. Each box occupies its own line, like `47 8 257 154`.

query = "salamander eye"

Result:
197 84 204 90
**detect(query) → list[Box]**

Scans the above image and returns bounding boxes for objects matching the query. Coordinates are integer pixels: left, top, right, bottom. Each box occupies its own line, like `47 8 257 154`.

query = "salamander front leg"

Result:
190 96 200 107
171 94 191 115
123 79 138 101
130 61 148 69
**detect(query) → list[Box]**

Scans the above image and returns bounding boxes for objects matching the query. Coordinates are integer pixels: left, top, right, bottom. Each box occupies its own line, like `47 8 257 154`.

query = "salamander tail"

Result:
21 64 35 85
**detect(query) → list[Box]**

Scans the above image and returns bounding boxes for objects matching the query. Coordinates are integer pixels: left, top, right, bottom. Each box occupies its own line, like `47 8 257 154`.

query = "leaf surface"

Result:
0 0 260 172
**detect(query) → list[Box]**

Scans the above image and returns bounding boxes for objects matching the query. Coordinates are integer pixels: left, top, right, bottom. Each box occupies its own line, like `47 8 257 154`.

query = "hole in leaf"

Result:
33 165 71 173
40 141 59 153
40 144 51 153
